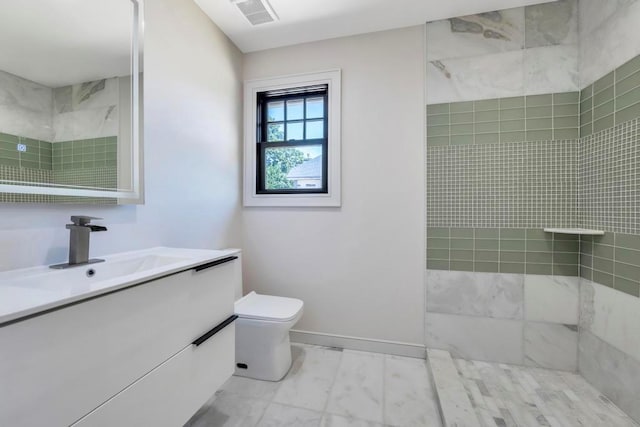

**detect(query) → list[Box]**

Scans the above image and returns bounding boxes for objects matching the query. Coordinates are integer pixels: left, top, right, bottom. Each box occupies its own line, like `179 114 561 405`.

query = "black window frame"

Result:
256 85 329 195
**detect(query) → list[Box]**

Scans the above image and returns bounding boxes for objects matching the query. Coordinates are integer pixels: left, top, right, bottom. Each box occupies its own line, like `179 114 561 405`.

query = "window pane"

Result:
286 99 304 120
265 145 323 190
267 101 284 122
267 123 284 141
286 122 303 140
306 120 324 139
306 97 324 119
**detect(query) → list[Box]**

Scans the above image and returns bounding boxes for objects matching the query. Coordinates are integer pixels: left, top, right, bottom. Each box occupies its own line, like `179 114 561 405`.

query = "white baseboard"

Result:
290 329 426 359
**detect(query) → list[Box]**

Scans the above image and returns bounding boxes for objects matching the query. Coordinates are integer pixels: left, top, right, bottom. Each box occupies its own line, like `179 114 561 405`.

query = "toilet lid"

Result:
235 291 303 322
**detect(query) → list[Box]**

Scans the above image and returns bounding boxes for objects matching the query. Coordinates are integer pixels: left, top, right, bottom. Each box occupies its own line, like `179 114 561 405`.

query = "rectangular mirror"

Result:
0 0 143 204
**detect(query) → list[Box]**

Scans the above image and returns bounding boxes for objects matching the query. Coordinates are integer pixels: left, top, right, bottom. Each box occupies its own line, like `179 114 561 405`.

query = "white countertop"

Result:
0 247 240 325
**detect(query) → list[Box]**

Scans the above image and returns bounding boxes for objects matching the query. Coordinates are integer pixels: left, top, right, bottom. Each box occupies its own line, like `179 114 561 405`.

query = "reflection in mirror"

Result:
0 0 142 203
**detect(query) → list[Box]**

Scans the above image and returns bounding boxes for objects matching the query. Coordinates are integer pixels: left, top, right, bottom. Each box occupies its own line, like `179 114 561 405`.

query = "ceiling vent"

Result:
230 0 279 26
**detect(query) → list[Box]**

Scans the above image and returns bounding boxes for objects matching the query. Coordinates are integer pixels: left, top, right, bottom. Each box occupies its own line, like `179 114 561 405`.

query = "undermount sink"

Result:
0 247 239 325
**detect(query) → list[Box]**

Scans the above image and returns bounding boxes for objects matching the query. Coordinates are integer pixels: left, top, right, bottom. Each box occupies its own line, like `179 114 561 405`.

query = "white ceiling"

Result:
195 0 557 53
0 0 133 88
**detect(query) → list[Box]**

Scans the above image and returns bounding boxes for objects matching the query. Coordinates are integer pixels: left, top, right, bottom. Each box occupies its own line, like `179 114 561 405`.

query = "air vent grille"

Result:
231 0 278 26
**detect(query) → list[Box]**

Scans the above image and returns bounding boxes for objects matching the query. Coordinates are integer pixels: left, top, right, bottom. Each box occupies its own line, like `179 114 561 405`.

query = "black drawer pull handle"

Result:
192 315 238 346
194 256 238 272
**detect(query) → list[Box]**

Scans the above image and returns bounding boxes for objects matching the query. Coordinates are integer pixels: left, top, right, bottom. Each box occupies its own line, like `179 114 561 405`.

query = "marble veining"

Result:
523 45 579 95
426 270 524 320
524 0 578 48
524 322 578 371
0 70 53 141
524 275 579 324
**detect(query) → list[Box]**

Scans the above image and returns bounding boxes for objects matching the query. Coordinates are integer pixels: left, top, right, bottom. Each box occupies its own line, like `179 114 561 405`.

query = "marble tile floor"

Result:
453 357 640 427
185 343 442 427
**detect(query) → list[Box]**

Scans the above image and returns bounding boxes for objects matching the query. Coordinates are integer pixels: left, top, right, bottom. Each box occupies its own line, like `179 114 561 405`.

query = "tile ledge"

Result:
543 228 604 235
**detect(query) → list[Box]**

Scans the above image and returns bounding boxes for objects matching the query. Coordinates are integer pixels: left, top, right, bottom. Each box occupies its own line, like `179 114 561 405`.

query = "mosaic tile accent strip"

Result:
427 228 579 276
52 167 118 205
578 118 640 234
580 233 640 298
427 140 577 228
0 132 52 171
427 93 579 146
0 165 53 203
580 55 640 137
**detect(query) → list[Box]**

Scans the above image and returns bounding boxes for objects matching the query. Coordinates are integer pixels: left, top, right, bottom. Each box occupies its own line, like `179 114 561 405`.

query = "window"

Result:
256 86 328 194
243 70 341 207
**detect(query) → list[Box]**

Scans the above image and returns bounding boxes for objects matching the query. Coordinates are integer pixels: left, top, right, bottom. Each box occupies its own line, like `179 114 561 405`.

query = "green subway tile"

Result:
451 112 474 124
500 119 525 132
526 130 553 141
593 115 614 133
593 270 614 287
105 144 117 153
95 152 107 161
580 109 593 126
428 227 449 238
427 104 449 115
427 238 449 249
0 140 13 151
474 99 499 111
500 96 525 109
450 124 473 135
593 243 614 259
553 252 578 265
475 250 499 262
500 262 525 274
614 247 640 266
475 228 500 239
526 118 552 130
450 239 474 250
580 84 593 101
474 121 499 133
593 257 614 274
475 239 499 250
450 228 474 238
615 262 640 280
527 252 552 263
614 100 640 125
526 94 552 107
427 125 449 137
594 71 614 93
427 259 449 270
0 157 20 167
616 55 640 82
20 152 39 162
614 277 640 298
594 100 614 121
501 240 525 251
427 136 449 146
501 251 525 263
475 133 499 144
580 123 592 137
428 114 449 126
616 70 640 95
450 135 473 145
553 92 579 104
580 97 593 114
501 228 526 239
527 263 553 275
500 108 525 120
0 148 19 159
475 110 500 122
554 116 578 128
554 264 578 276
427 249 450 260
450 260 474 271
581 266 592 281
616 86 640 110
0 132 18 143
20 160 40 169
500 131 526 143
554 103 579 117
526 228 550 240
450 101 474 113
451 250 473 261
554 128 579 139
526 106 552 118
581 254 593 268
554 240 579 252
475 262 499 273
554 233 578 241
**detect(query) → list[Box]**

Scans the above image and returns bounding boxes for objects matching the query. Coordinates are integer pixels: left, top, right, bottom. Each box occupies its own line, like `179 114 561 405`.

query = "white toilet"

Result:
233 291 304 381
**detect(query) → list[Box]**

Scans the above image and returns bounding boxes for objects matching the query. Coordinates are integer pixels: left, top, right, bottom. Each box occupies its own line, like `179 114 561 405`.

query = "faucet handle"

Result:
70 215 103 226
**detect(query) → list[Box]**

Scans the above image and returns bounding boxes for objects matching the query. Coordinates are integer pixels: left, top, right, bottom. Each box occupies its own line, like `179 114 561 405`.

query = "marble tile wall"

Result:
426 0 579 104
0 70 53 141
425 270 579 371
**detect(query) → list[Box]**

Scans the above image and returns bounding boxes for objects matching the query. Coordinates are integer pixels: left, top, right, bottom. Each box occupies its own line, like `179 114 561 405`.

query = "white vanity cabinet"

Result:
0 254 240 427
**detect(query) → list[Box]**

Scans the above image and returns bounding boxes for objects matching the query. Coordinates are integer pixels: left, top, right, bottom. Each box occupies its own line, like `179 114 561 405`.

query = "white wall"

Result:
242 26 426 346
0 0 243 271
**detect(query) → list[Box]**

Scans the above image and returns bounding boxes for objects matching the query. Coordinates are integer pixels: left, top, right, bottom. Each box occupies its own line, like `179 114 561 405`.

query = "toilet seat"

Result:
235 291 303 322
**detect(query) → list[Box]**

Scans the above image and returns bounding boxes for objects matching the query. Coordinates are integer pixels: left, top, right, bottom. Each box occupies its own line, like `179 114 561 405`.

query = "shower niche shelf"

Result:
543 228 604 235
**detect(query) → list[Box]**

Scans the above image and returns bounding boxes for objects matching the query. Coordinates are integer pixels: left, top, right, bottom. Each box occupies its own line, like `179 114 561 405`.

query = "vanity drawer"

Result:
71 322 235 427
0 258 239 427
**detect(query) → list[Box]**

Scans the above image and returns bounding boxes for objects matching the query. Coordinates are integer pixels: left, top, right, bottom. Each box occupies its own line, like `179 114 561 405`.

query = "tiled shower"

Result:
425 0 640 422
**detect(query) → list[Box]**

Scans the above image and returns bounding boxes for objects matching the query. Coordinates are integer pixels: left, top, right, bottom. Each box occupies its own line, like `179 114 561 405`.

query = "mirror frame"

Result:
0 0 144 201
